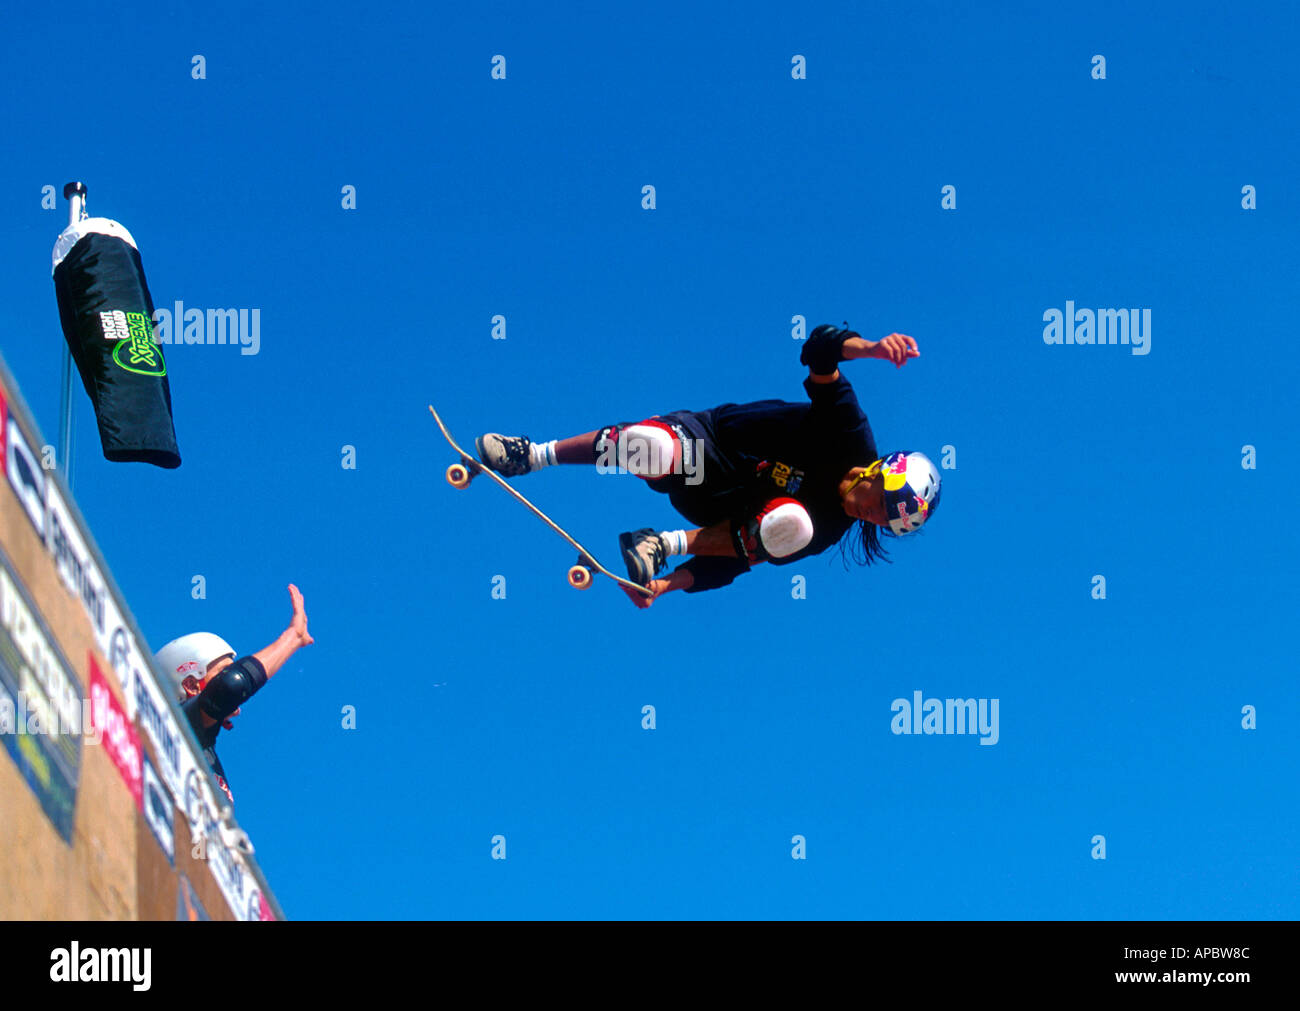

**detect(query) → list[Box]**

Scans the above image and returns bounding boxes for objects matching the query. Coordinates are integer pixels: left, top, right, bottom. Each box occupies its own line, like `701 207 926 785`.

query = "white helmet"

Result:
154 632 237 702
873 450 942 537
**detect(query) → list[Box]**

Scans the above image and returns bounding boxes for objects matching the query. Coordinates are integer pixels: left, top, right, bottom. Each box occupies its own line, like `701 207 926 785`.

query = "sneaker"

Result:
619 528 668 585
475 433 533 477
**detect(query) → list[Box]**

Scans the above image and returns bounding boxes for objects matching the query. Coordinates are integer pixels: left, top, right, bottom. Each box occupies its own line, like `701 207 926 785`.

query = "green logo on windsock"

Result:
100 310 167 377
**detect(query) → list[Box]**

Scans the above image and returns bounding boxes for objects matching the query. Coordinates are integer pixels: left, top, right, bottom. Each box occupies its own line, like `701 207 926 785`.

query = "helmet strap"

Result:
841 459 884 500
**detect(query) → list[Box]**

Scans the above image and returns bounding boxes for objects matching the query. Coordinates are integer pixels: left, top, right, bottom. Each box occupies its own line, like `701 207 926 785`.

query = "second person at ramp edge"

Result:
154 584 313 803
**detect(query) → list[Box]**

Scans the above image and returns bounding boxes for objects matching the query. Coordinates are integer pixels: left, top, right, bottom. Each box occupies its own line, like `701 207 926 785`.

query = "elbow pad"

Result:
800 324 856 374
731 498 814 563
197 656 268 723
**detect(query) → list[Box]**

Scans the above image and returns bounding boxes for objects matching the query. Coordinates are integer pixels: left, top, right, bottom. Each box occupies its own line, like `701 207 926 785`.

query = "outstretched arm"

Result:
252 583 314 678
622 567 696 609
190 585 313 728
807 331 920 384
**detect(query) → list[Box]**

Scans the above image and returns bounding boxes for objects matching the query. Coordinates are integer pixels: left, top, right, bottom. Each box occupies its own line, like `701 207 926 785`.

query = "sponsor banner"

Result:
0 384 149 726
52 226 181 467
4 409 46 540
124 630 190 800
1 393 117 697
89 653 141 809
45 485 110 655
176 873 210 921
141 751 175 866
0 547 82 843
0 391 7 485
182 764 263 921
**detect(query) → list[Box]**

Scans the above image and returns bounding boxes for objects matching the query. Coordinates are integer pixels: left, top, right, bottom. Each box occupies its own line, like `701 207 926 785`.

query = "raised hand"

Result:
287 583 313 646
870 333 920 368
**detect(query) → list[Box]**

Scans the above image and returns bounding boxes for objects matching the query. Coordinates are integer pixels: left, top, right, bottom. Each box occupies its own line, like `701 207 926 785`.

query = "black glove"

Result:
800 323 857 374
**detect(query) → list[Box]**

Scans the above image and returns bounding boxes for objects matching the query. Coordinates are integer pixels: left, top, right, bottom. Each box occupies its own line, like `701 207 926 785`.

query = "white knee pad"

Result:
618 422 679 478
759 500 814 558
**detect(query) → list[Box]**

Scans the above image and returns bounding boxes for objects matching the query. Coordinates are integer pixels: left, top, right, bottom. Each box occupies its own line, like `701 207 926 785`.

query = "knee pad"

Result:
601 420 681 479
732 498 814 563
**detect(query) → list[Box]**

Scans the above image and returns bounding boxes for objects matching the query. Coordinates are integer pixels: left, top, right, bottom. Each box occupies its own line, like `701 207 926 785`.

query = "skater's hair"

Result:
840 519 892 568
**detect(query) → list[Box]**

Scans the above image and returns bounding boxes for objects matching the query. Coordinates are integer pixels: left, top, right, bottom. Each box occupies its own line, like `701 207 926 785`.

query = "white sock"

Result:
529 439 558 470
662 530 688 556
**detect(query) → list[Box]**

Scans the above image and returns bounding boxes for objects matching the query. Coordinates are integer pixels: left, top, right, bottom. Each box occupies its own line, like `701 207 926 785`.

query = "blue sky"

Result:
2 0 1297 918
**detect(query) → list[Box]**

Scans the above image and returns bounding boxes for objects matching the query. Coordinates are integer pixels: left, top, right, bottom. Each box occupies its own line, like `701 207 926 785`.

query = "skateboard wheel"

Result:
446 463 472 489
567 565 592 590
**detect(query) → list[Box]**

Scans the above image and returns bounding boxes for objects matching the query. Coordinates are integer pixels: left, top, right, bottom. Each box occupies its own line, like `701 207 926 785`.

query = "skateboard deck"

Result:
428 406 653 596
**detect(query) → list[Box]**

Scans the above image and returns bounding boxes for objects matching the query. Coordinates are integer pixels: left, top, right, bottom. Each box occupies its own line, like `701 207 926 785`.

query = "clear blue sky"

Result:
2 1 1297 919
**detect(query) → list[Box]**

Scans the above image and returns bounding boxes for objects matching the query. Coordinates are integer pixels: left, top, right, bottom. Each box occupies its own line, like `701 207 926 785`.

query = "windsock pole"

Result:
58 181 87 490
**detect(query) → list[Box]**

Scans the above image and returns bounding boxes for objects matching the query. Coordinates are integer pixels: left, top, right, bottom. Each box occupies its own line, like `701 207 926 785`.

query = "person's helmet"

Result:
870 451 942 537
154 632 237 702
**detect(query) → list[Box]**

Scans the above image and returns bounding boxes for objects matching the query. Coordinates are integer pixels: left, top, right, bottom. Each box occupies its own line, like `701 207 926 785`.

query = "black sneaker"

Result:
475 433 533 477
619 528 668 585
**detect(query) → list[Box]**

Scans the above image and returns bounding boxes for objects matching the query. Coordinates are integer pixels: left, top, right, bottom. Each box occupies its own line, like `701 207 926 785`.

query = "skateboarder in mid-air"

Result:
474 324 942 608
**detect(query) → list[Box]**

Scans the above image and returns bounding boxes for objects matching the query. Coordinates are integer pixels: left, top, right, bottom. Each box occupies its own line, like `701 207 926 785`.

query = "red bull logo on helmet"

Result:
880 451 941 537
879 452 911 494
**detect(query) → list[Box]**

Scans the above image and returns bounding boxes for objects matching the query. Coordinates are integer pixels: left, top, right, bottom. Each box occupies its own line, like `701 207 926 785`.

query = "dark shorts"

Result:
616 409 755 528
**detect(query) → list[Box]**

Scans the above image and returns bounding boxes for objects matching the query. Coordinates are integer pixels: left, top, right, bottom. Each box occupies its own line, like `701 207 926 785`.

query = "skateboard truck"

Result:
446 457 478 489
568 554 597 590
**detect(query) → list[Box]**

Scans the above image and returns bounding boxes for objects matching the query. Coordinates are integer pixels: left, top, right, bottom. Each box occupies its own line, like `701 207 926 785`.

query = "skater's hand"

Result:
622 580 665 609
867 333 920 368
287 583 313 646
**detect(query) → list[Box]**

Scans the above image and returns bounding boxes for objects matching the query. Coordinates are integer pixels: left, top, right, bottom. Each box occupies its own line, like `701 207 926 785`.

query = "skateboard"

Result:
428 406 653 596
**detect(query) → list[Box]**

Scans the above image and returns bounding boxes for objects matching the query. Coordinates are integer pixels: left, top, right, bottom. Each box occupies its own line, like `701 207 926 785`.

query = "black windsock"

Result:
52 221 181 468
